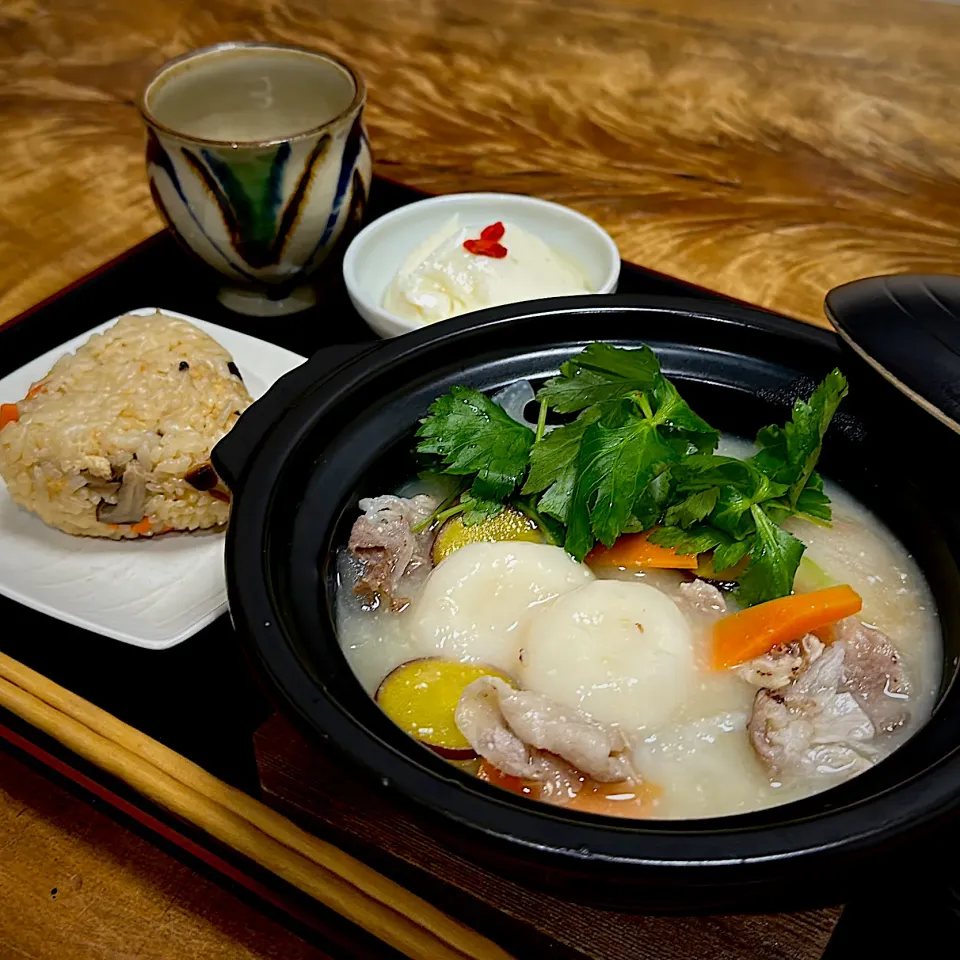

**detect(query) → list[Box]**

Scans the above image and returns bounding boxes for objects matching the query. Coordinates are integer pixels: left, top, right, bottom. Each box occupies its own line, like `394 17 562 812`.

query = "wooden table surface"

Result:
4 0 960 327
2 0 958 955
0 749 330 960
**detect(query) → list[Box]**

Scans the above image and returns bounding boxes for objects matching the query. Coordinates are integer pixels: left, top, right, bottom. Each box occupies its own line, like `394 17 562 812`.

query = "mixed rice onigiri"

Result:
0 313 252 539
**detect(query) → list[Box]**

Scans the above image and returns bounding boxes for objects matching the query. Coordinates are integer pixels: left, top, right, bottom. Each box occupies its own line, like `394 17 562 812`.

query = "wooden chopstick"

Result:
0 651 513 960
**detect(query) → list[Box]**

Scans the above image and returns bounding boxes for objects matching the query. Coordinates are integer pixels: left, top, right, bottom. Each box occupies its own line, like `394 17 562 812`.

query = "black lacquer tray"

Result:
2 176 952 959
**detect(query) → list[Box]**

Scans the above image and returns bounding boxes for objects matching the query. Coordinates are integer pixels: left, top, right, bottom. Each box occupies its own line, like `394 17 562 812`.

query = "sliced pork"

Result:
746 609 914 781
677 579 727 616
834 618 911 733
455 676 639 784
749 644 877 779
738 635 824 690
348 494 439 610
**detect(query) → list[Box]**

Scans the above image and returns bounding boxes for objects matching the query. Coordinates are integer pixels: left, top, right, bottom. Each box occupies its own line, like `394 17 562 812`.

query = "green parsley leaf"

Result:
632 469 674 530
534 466 577 523
648 523 732 556
664 488 720 528
757 497 794 527
416 386 534 502
735 505 806 606
751 423 786 478
711 472 788 539
522 396 635 524
565 418 675 558
791 471 832 523
649 375 719 454
536 343 660 413
665 453 784 535
795 487 832 523
413 345 847 608
460 494 505 525
669 454 758 493
522 416 594 523
711 538 752 575
753 369 848 507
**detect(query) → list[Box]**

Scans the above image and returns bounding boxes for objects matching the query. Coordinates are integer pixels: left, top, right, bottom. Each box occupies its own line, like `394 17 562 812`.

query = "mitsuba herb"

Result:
415 344 847 606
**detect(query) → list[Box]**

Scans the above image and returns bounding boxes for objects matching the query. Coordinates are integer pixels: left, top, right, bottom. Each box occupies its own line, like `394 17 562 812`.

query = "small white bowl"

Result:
342 192 620 338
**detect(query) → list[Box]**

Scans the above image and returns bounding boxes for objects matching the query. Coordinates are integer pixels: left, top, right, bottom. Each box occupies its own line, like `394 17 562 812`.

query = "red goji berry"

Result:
463 238 508 258
480 221 505 242
463 223 508 258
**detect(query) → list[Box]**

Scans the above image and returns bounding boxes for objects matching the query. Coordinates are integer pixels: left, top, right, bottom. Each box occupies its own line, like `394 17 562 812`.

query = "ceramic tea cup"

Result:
140 42 371 316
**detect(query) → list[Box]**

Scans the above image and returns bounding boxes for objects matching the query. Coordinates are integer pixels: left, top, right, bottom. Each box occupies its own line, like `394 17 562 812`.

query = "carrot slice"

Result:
586 529 698 570
25 381 47 400
564 779 662 819
129 517 152 536
0 404 18 429
477 761 661 819
477 759 539 798
711 584 863 669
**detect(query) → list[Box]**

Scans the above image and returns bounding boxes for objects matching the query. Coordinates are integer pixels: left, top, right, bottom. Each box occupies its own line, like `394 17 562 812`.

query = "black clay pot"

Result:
212 294 960 912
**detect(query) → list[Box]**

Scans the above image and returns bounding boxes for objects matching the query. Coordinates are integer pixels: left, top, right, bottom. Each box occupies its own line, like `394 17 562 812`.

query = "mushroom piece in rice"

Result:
0 314 252 539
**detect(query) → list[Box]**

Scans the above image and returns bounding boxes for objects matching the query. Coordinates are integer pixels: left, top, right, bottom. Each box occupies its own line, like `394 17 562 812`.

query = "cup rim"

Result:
139 41 366 148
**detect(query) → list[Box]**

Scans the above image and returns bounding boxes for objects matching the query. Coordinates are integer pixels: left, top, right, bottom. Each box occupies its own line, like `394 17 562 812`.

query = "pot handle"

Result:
212 341 380 489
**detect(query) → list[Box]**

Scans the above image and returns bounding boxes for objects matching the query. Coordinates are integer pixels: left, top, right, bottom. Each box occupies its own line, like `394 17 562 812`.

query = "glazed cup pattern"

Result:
141 44 372 315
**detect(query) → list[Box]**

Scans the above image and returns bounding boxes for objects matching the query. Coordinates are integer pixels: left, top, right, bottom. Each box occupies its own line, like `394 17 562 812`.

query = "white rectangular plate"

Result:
0 307 305 649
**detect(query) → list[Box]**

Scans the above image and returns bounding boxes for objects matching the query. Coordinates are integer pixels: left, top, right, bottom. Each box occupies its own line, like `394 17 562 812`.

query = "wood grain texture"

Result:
0 649 512 960
0 748 330 960
3 0 960 326
255 713 843 960
0 0 950 954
